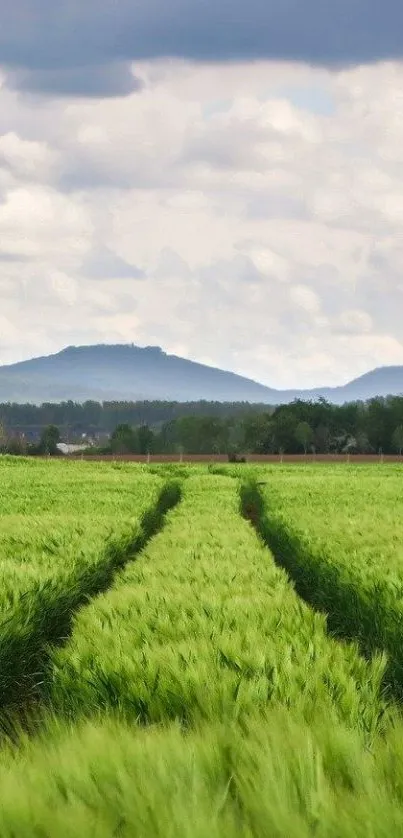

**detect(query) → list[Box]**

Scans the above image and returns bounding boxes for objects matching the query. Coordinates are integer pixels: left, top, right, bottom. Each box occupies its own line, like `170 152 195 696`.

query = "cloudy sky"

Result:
1 1 403 388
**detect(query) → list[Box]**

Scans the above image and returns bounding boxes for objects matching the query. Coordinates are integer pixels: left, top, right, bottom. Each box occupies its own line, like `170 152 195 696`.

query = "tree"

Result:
294 421 314 454
366 398 390 453
341 434 358 454
392 425 403 456
355 431 372 454
0 421 8 452
227 419 245 455
137 424 154 455
314 424 331 454
6 435 27 456
110 424 137 454
271 410 298 454
38 425 61 455
242 414 273 453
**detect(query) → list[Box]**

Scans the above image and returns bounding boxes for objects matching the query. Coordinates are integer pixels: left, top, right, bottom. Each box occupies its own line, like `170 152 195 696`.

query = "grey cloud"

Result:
81 247 145 280
245 194 309 221
57 150 184 194
279 309 315 335
357 273 403 335
57 164 127 194
295 264 348 317
56 151 140 192
1 0 403 96
5 63 143 98
154 248 192 280
199 254 263 290
0 251 29 263
369 251 390 272
183 122 269 171
81 294 138 316
330 313 372 336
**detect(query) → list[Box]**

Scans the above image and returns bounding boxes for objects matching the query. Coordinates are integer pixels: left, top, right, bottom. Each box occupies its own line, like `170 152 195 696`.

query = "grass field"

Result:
1 457 403 835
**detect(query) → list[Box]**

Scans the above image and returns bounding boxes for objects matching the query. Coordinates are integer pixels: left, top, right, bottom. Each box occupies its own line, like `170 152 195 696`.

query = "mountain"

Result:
305 366 403 403
0 344 280 404
0 344 402 405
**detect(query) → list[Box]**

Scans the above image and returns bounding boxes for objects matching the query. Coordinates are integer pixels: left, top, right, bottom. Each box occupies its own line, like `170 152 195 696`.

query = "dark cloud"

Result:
1 0 403 96
5 63 143 98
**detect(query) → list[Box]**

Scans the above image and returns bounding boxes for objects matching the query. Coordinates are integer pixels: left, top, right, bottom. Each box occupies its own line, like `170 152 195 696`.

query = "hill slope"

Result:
0 345 402 404
312 366 403 402
0 345 280 404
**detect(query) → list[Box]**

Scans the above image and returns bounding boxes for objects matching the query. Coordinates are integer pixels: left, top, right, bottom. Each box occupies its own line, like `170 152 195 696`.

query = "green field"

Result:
1 457 403 835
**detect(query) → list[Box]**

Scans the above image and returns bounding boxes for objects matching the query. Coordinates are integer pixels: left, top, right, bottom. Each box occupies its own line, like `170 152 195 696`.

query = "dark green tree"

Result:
110 424 137 454
38 425 61 455
137 424 155 455
294 421 314 454
314 424 331 454
271 409 299 453
392 425 403 456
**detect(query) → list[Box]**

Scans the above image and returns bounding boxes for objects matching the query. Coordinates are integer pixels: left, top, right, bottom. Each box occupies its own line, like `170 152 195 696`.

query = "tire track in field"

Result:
0 481 182 733
240 481 403 703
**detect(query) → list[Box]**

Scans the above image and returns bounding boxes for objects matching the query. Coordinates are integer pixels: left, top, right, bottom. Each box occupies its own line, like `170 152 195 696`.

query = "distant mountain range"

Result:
0 344 402 405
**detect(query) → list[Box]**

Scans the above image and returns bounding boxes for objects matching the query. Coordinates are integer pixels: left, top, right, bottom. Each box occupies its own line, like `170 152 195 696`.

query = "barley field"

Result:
1 456 403 835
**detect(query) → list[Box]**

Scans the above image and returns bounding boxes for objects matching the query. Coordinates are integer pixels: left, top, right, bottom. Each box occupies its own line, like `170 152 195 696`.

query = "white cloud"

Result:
336 309 373 334
289 285 321 314
0 186 91 261
0 132 57 181
0 58 403 388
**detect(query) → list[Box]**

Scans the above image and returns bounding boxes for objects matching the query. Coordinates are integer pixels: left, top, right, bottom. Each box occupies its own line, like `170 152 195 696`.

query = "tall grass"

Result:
45 475 388 738
0 460 402 834
0 458 180 712
240 466 403 698
0 706 403 835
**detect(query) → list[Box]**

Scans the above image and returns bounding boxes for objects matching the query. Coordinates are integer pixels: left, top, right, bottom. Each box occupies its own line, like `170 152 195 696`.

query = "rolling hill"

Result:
0 344 402 405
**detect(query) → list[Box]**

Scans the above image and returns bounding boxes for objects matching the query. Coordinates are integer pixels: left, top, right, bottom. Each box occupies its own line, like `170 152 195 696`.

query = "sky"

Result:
1 1 403 388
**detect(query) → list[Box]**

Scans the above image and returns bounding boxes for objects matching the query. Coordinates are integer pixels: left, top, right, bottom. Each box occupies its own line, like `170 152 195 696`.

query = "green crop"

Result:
46 475 388 737
241 464 403 697
0 459 402 836
0 703 403 835
0 457 180 711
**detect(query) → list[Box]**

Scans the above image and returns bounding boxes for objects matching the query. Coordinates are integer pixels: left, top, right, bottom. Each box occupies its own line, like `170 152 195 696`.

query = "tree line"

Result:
93 396 403 456
0 399 267 436
1 396 403 456
0 424 62 456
